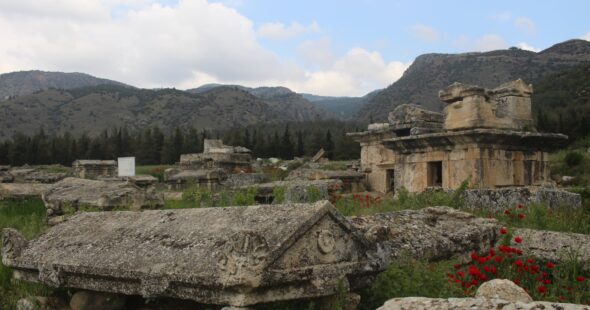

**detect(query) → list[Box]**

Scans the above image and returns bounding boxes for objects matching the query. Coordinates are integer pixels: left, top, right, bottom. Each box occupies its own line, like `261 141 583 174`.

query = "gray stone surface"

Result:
2 201 382 307
0 166 13 183
377 297 590 310
0 183 52 199
16 296 69 310
349 206 500 263
512 228 590 264
42 177 163 224
23 171 68 183
387 104 444 132
462 186 581 210
475 279 532 303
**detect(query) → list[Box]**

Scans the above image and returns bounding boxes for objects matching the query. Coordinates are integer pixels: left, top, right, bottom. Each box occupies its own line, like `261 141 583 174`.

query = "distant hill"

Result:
302 90 382 119
0 70 126 100
358 39 590 120
0 84 331 138
188 85 335 120
533 62 590 140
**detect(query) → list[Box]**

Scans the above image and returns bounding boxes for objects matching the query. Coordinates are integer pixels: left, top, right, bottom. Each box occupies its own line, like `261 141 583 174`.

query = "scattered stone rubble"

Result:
0 165 13 182
462 186 582 210
163 168 225 190
377 279 588 310
511 228 590 265
349 206 501 263
2 201 383 307
250 179 343 203
42 177 163 225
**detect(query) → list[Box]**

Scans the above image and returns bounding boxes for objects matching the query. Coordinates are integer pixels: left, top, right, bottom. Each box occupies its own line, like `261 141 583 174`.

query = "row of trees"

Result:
0 121 363 166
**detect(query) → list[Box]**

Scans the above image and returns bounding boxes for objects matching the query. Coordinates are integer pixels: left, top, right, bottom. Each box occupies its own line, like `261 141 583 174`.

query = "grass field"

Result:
1 180 589 308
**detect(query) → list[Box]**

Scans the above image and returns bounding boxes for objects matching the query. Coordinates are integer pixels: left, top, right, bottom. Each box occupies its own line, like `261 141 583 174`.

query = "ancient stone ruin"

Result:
42 177 164 225
179 139 252 173
72 160 117 179
2 201 383 307
348 80 568 194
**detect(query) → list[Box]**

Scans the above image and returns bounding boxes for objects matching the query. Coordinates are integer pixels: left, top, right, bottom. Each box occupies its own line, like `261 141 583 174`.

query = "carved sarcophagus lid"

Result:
2 201 382 307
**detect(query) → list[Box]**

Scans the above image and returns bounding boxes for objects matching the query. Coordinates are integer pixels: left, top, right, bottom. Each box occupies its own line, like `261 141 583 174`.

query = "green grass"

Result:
0 199 61 309
549 149 590 186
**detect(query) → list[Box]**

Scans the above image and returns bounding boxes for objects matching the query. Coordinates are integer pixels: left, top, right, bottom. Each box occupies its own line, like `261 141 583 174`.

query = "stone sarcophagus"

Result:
2 201 383 307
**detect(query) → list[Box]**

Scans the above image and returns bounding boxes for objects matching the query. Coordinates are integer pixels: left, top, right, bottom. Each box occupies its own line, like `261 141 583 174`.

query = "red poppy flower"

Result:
454 264 461 269
494 256 503 263
576 276 586 282
518 213 525 219
527 258 534 264
471 252 479 260
458 271 464 278
543 279 551 284
500 227 508 234
514 236 523 243
517 204 524 209
538 286 547 294
515 260 524 267
546 262 555 269
504 209 511 215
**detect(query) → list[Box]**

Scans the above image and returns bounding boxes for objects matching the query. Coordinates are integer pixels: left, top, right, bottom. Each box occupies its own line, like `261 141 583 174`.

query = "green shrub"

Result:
565 151 584 167
272 186 286 204
232 187 258 206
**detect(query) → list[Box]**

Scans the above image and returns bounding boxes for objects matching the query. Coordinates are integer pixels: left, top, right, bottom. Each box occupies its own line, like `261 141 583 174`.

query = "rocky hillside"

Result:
188 85 333 120
0 84 330 138
358 39 590 120
302 90 381 119
0 70 125 100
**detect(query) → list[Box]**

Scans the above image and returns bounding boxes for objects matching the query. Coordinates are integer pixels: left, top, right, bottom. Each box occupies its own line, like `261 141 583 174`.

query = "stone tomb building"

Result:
348 80 567 193
72 160 117 179
179 139 252 173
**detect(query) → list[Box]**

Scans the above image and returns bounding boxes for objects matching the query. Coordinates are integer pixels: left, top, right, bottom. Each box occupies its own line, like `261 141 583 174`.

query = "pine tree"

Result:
296 131 304 157
325 130 334 160
280 125 294 159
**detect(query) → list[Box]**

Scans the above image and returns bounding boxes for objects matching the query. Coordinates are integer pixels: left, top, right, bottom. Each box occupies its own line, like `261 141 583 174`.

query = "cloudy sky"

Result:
1 0 589 96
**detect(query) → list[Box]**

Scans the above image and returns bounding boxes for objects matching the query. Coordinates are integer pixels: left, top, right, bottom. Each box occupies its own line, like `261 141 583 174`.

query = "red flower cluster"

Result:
351 193 381 208
450 226 589 303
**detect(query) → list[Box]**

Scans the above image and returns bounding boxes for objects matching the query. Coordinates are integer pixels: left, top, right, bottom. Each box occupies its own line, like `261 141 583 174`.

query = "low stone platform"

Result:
512 228 590 264
0 183 52 199
349 206 501 264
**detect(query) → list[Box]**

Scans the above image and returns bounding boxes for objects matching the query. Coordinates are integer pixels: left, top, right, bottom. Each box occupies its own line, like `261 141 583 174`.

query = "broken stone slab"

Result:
511 228 590 265
461 187 582 211
286 169 366 193
311 148 326 163
42 177 163 224
72 160 117 179
163 168 225 190
2 201 383 307
377 296 589 310
0 183 52 199
387 104 444 130
348 206 501 264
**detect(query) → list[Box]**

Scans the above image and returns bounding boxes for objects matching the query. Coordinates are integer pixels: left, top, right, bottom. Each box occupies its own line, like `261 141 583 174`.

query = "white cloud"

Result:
0 0 404 96
582 32 590 41
412 24 439 43
516 42 540 52
257 21 319 40
455 34 508 52
297 37 335 69
514 17 536 35
490 11 512 21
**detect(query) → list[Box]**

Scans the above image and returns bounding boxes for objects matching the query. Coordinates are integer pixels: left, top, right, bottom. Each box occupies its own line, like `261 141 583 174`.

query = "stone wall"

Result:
461 187 581 210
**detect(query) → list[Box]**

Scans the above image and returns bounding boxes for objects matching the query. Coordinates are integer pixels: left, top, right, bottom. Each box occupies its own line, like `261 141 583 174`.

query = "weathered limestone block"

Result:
0 183 52 199
42 177 163 224
377 297 589 310
2 201 383 307
461 187 581 211
475 279 532 303
368 123 390 131
72 160 117 179
387 104 444 130
511 228 590 264
349 206 500 263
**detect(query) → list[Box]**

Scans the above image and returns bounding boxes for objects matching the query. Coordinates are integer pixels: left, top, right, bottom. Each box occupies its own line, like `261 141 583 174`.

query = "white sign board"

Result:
118 157 135 177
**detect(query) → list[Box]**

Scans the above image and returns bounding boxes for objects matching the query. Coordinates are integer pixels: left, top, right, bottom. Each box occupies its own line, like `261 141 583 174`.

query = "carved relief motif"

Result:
218 231 269 281
317 230 336 254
